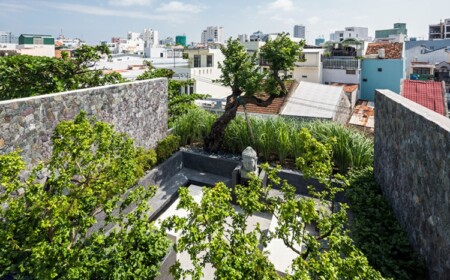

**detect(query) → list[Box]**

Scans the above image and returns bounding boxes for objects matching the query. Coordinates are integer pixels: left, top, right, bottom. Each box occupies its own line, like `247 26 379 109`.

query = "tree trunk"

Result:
203 95 239 153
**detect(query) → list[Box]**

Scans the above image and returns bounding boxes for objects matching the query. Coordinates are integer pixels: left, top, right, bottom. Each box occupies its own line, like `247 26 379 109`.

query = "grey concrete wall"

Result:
0 79 168 165
374 89 450 279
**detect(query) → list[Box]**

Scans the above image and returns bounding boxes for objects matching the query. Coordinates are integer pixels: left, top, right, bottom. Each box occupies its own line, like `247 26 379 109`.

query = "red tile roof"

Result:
237 94 286 115
365 42 403 59
331 83 359 93
402 80 446 115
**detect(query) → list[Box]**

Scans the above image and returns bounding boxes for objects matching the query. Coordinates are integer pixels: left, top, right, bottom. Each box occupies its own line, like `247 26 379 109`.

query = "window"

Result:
160 53 164 58
207 55 213 67
346 69 356 75
413 68 431 75
302 75 308 78
363 78 368 82
378 68 383 72
194 55 201 68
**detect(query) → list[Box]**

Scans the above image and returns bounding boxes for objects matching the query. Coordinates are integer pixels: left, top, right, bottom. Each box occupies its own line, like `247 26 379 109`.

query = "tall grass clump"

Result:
301 121 373 173
223 116 252 154
172 108 216 146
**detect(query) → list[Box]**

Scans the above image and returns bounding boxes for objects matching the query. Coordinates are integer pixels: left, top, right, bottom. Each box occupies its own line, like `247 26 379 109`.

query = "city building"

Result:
322 38 366 97
0 31 17 44
405 39 450 79
375 23 407 42
315 38 325 46
179 47 229 98
429 18 450 39
238 34 249 43
17 34 55 57
249 31 265 42
293 25 305 39
361 42 405 101
293 48 325 83
330 27 370 42
175 35 187 46
143 28 159 48
201 26 224 45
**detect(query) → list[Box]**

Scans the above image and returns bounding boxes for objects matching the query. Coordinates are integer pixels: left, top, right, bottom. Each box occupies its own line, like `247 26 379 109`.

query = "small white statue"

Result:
241 146 258 179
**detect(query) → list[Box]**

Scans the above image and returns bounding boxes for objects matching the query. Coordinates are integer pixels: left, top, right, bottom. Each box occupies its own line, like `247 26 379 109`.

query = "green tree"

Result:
0 112 169 279
164 128 384 279
0 45 124 101
203 34 304 152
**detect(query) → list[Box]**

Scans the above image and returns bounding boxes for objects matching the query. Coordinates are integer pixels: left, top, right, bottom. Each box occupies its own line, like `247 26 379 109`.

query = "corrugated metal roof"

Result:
402 80 446 116
281 81 344 119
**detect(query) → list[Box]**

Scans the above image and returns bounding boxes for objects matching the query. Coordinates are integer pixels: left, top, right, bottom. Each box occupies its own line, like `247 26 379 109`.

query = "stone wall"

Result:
374 89 450 279
0 79 168 166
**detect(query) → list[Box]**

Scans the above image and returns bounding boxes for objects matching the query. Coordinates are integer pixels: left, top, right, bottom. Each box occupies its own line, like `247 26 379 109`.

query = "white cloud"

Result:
156 1 205 13
52 3 167 20
108 0 153 6
307 16 320 25
267 0 294 12
0 2 31 12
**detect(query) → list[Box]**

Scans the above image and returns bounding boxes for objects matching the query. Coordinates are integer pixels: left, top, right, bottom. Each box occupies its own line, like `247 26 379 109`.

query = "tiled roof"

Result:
237 81 295 115
402 80 446 115
237 94 287 115
365 42 403 59
331 83 359 93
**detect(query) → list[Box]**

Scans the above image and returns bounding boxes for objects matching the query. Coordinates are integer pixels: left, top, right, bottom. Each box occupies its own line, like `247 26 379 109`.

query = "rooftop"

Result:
365 42 403 59
401 80 446 116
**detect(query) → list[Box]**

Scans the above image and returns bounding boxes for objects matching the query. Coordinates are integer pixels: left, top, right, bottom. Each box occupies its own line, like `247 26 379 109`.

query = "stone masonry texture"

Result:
374 89 450 279
0 79 168 166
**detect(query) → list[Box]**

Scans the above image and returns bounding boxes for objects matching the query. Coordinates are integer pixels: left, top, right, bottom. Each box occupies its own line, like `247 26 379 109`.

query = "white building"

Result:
143 28 159 48
0 31 16 44
17 34 55 57
293 25 306 39
330 27 371 42
201 26 224 45
238 34 249 43
293 48 325 83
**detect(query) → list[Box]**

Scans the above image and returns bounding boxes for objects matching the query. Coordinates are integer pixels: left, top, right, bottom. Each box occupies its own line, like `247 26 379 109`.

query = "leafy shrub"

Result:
135 147 157 178
347 168 426 280
172 108 216 146
0 112 169 279
156 135 181 162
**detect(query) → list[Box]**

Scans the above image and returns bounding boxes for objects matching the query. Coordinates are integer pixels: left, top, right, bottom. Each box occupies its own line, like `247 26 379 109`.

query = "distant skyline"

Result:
1 0 449 44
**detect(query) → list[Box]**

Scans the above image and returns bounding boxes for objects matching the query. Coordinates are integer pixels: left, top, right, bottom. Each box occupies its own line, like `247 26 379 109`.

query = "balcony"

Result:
323 58 360 69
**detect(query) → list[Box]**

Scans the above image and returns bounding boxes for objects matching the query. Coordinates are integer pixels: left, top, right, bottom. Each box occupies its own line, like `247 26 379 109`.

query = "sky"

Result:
1 0 450 45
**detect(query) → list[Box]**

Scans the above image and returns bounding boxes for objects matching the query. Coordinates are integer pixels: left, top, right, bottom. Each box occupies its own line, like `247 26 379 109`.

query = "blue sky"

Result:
1 0 449 44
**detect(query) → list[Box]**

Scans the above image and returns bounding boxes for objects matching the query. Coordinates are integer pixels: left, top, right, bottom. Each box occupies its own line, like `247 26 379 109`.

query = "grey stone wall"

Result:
374 89 450 279
0 79 168 166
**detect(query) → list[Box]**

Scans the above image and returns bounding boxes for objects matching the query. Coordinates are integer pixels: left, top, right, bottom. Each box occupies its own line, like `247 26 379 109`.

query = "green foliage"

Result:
0 112 169 279
163 130 384 279
302 121 374 174
135 147 157 178
218 38 265 96
156 135 181 162
172 108 217 146
260 33 304 95
347 168 426 280
0 45 125 101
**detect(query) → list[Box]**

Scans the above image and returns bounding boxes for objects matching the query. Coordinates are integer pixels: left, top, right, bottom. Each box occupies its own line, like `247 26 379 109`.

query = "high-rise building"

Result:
176 35 187 46
201 26 224 45
0 31 16 43
429 18 450 39
293 25 306 39
142 28 159 48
